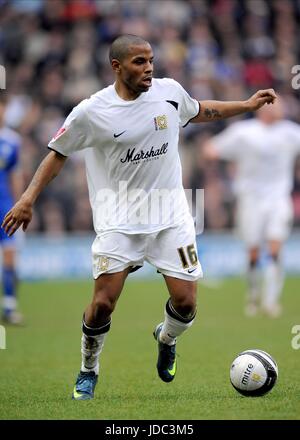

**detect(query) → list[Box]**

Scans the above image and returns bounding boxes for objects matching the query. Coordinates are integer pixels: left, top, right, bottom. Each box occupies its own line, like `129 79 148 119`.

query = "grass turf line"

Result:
0 277 299 420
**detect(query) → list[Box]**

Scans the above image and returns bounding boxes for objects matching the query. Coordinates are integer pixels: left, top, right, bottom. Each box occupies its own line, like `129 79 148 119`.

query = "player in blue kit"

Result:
0 94 23 325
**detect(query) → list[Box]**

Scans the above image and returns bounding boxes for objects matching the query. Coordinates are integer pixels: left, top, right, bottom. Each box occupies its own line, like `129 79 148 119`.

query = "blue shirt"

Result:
0 126 21 204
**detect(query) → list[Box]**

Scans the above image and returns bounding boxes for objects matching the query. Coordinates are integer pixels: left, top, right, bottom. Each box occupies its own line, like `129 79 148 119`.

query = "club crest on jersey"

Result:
98 256 109 272
154 115 167 131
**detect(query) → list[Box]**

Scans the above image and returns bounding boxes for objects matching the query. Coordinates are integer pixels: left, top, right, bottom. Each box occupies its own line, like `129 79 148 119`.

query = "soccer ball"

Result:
230 349 278 396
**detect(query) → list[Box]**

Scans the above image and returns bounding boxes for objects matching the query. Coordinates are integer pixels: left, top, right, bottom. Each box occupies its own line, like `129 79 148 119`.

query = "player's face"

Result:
257 97 284 123
117 44 154 94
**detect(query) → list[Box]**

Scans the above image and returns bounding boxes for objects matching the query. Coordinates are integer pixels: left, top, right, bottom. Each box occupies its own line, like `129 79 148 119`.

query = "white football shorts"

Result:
91 216 203 281
236 195 293 247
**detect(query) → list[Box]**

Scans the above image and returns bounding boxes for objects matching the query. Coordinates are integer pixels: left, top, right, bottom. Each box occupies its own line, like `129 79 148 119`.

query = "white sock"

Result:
262 259 284 308
80 318 111 375
246 266 261 304
2 296 17 312
81 333 107 375
159 300 195 346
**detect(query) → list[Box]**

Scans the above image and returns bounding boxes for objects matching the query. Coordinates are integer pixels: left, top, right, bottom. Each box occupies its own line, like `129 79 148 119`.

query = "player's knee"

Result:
2 250 16 268
92 296 116 318
249 248 260 267
249 254 259 267
249 259 258 269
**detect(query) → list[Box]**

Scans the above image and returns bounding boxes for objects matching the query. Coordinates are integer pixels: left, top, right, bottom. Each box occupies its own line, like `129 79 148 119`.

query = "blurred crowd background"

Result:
1 0 300 235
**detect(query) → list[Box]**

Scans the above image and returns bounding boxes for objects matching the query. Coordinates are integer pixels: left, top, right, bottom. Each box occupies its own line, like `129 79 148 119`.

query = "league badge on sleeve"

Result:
52 127 66 141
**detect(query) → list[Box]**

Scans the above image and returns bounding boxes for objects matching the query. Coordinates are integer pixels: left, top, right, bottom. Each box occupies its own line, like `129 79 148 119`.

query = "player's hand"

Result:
1 197 33 236
247 89 277 111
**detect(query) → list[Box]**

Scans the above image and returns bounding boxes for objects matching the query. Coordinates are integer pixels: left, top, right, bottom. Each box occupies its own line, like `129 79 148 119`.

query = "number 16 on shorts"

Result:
177 244 198 270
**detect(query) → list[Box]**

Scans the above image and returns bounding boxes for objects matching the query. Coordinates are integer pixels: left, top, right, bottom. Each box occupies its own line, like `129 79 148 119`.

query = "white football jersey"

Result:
213 119 300 199
48 78 199 234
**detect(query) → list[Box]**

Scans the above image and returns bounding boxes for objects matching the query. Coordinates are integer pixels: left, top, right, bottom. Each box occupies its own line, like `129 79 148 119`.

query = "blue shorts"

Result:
0 197 15 246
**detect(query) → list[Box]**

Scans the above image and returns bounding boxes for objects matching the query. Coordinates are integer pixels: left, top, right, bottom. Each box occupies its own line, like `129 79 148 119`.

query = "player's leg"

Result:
153 276 198 383
160 275 197 344
261 197 292 317
148 216 202 382
73 231 144 400
73 269 130 400
236 196 263 316
0 202 18 323
1 243 23 324
81 269 130 374
261 239 283 318
245 246 261 316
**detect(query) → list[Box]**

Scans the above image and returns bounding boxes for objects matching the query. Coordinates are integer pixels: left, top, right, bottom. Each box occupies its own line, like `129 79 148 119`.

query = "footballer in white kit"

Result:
2 34 277 400
205 99 300 317
48 77 203 281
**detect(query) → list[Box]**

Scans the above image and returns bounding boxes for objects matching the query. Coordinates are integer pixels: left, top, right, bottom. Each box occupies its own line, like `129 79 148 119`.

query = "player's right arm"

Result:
1 150 67 236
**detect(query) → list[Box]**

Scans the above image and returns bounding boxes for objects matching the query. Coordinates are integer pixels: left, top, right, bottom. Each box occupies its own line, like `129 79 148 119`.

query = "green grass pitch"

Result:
0 277 299 420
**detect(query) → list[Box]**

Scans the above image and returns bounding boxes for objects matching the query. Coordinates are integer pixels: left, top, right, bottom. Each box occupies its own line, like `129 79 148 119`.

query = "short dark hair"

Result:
109 34 150 63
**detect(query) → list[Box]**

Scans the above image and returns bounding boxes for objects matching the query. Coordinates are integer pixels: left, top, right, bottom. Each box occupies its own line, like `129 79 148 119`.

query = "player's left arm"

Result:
190 89 277 123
